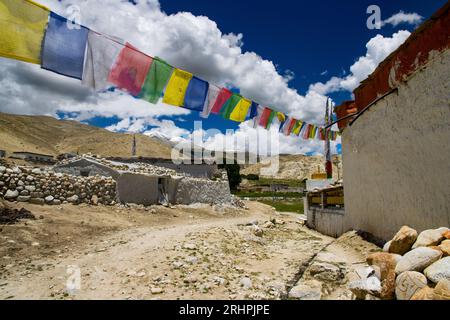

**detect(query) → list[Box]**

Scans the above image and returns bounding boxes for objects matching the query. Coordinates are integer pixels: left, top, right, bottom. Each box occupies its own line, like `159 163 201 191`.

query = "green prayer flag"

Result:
266 109 276 129
220 94 241 119
139 57 173 104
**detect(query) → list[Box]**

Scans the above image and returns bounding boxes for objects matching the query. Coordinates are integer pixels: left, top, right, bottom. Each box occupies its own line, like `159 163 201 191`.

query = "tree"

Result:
219 164 242 191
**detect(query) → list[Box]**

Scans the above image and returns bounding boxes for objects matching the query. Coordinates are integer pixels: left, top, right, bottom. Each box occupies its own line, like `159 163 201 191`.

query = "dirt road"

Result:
0 201 377 300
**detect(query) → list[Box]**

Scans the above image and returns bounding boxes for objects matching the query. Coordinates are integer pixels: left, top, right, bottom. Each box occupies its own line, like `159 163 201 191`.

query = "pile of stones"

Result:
349 226 450 300
0 165 117 206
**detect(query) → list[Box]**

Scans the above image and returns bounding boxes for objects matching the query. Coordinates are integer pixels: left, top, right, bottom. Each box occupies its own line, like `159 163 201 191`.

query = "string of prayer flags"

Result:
210 88 233 114
0 0 49 64
108 43 153 97
163 68 193 106
41 12 88 80
200 84 221 119
82 31 124 90
139 57 173 104
183 76 209 111
229 97 252 122
0 0 343 142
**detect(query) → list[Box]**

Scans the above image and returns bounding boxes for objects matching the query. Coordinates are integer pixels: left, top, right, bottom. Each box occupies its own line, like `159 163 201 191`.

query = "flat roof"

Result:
12 151 54 157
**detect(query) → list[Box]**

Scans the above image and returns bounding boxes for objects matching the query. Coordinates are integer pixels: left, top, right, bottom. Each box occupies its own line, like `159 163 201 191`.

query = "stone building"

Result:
53 156 232 206
10 151 55 164
333 3 450 241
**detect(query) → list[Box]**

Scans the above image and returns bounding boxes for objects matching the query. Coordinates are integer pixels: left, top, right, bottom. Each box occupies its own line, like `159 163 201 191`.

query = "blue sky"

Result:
1 0 447 155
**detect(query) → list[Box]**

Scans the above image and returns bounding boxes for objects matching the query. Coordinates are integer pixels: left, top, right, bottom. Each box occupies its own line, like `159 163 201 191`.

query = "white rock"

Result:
349 277 381 299
412 228 449 249
183 243 197 250
150 287 163 295
395 271 428 300
45 196 54 204
31 168 41 174
240 277 253 289
5 189 19 199
0 166 6 173
395 247 442 274
424 257 450 283
289 283 322 300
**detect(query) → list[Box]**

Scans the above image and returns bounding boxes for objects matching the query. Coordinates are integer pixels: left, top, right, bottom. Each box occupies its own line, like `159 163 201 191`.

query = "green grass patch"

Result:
233 191 303 198
258 199 304 214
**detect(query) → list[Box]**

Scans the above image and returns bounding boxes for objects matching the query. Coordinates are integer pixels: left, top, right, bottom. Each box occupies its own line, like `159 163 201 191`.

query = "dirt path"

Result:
0 201 341 300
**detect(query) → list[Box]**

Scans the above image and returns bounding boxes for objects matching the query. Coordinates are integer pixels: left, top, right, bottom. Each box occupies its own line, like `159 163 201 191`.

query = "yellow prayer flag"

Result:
0 0 49 64
229 97 252 122
162 68 193 106
277 112 286 123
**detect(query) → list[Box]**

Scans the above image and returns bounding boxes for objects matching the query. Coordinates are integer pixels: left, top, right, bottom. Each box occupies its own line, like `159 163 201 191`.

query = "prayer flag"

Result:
139 57 173 104
108 43 153 96
163 68 193 106
41 12 88 79
82 31 124 90
252 105 265 128
259 107 272 128
0 0 49 64
200 84 220 119
184 76 209 111
220 94 241 119
248 102 258 120
229 97 252 122
293 121 303 136
282 118 297 136
210 88 233 114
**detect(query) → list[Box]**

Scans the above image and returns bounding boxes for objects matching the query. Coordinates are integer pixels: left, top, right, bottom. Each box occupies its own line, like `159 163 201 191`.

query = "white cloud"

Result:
382 11 423 27
0 1 413 155
309 30 411 95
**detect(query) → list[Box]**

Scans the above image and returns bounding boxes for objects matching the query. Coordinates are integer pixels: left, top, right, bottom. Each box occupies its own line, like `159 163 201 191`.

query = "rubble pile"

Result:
348 226 450 300
0 200 35 224
0 165 116 206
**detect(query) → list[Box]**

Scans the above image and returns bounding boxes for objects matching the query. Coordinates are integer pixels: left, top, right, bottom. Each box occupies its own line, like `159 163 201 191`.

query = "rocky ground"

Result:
0 200 379 300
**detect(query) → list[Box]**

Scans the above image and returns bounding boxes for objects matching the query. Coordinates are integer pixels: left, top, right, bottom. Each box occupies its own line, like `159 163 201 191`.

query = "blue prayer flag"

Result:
41 12 88 79
248 102 258 120
183 77 209 111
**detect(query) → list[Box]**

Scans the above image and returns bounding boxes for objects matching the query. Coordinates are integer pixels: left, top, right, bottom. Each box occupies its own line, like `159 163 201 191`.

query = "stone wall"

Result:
342 49 450 241
175 177 232 205
0 166 116 206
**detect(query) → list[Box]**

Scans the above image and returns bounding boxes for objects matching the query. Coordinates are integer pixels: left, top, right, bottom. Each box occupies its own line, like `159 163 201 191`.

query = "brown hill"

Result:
0 113 172 159
241 154 343 181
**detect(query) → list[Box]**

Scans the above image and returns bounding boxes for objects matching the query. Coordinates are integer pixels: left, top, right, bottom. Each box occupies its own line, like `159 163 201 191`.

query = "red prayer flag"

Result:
259 107 273 127
108 43 153 96
210 88 233 114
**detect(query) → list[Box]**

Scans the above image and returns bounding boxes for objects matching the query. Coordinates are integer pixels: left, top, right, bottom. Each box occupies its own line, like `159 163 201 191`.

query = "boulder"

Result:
4 189 19 200
289 281 322 300
349 277 381 300
395 247 442 274
53 199 61 205
67 195 79 204
252 225 264 237
308 262 344 283
0 166 6 173
240 277 253 289
380 269 396 300
412 228 449 249
411 286 435 300
91 195 99 206
389 226 418 255
424 257 450 283
29 198 45 205
438 240 450 256
45 196 54 204
17 196 31 202
444 231 450 240
395 271 427 300
433 279 450 300
367 252 401 280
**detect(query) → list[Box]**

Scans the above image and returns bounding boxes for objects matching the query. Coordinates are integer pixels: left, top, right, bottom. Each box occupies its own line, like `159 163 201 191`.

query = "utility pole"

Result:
325 98 333 179
132 134 137 157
